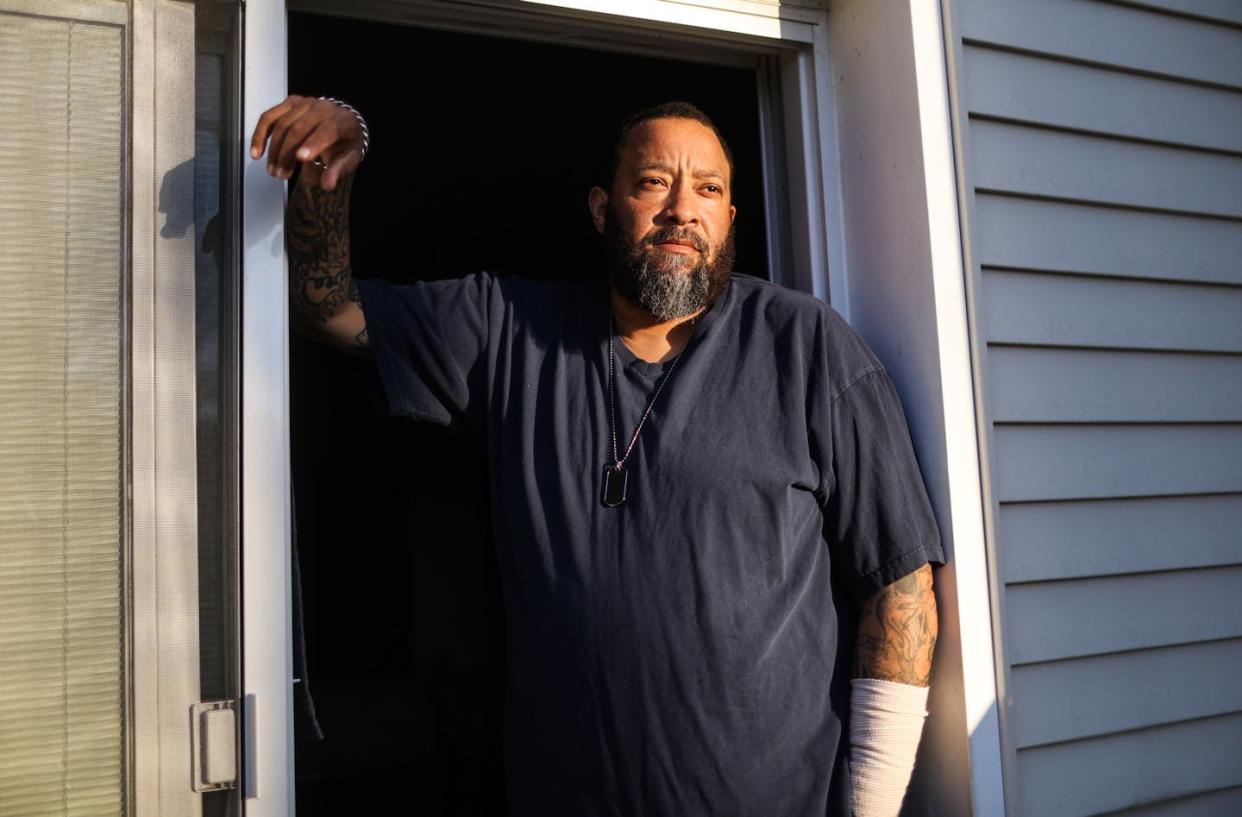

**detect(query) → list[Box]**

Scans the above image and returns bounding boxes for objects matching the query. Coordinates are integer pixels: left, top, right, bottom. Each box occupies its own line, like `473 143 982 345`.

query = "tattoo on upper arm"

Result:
854 564 938 686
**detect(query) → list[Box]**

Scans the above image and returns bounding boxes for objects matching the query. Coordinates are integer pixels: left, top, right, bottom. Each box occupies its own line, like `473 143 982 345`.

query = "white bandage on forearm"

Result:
848 678 930 817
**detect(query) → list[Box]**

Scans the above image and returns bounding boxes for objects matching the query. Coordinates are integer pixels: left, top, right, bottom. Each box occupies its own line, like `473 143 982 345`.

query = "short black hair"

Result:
604 100 736 190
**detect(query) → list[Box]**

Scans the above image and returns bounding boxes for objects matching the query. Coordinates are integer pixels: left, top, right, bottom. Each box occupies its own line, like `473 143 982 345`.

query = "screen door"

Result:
0 1 243 814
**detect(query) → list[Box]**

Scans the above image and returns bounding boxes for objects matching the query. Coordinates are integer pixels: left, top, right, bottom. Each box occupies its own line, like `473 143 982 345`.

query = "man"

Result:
252 95 941 816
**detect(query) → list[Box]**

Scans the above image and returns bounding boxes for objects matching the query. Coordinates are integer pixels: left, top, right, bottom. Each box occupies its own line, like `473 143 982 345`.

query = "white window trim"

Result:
520 0 818 42
240 1 1005 814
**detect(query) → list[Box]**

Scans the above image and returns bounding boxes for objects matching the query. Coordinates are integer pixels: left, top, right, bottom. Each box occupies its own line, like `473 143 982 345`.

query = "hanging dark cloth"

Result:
291 490 325 741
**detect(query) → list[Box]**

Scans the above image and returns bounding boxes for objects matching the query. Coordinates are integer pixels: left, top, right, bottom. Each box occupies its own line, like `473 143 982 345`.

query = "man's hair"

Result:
603 100 736 191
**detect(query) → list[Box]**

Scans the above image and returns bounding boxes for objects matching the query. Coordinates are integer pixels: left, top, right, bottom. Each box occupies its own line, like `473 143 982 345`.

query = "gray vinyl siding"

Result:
946 0 1242 814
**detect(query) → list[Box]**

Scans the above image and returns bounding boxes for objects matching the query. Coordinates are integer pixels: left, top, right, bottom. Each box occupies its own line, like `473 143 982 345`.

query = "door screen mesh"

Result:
0 11 126 817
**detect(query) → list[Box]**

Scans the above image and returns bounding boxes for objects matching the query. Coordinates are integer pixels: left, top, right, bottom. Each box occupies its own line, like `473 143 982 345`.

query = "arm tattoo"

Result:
286 175 368 349
853 564 938 686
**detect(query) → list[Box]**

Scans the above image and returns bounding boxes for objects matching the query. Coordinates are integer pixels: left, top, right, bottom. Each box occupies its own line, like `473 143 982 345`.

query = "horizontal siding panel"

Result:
963 45 1242 153
1011 638 1242 748
981 270 1242 353
971 119 1242 217
994 424 1242 502
974 194 1242 285
1110 0 1242 26
1006 566 1242 664
999 494 1242 583
987 347 1242 422
957 0 1242 89
1016 712 1242 816
957 0 1242 812
1101 785 1242 816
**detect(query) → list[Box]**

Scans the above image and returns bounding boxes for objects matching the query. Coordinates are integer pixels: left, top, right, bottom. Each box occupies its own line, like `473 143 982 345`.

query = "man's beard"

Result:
604 212 736 322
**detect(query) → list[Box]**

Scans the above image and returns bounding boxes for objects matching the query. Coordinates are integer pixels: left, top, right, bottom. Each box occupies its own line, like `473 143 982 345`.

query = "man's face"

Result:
589 117 737 321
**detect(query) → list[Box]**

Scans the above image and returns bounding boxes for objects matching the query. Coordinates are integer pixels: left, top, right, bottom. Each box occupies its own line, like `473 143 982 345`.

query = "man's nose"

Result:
658 182 698 226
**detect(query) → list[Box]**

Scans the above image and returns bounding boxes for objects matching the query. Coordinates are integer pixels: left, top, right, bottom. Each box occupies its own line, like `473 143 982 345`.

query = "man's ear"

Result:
588 186 609 235
729 204 737 223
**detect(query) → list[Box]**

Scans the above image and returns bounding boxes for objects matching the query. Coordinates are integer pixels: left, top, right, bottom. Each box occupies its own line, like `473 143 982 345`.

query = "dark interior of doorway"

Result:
288 11 769 815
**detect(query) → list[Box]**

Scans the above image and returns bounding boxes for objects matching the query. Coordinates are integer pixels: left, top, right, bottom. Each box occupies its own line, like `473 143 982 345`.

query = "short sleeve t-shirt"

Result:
355 272 943 817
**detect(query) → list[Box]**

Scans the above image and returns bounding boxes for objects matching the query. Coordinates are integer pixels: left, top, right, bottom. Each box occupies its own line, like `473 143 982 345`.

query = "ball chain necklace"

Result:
602 310 695 507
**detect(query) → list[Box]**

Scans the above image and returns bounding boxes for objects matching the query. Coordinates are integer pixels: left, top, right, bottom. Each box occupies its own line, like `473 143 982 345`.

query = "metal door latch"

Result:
191 700 238 792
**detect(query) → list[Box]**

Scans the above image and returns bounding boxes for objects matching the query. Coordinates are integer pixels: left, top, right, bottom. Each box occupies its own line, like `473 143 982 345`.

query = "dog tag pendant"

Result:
602 464 628 507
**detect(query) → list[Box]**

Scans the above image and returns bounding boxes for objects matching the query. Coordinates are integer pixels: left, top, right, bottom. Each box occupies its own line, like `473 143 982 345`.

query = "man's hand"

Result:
252 95 370 353
854 563 937 685
250 95 364 192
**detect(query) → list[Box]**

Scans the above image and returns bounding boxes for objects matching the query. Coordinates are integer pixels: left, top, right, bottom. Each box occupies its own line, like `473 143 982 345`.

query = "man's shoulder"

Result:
729 274 842 324
728 275 880 372
725 273 884 392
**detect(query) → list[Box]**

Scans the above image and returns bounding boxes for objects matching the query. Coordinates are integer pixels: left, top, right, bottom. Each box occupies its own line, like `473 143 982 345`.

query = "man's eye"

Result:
703 184 722 194
641 178 666 188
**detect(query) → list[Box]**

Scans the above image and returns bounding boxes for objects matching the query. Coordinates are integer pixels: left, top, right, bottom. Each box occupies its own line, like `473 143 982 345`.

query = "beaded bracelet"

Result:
311 96 370 170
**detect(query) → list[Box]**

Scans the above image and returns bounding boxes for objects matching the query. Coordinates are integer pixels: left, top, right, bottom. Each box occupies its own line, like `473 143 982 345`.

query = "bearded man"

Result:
253 95 942 817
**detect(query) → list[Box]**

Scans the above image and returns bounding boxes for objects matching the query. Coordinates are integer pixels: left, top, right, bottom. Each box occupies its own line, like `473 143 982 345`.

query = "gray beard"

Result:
620 251 715 322
605 216 735 322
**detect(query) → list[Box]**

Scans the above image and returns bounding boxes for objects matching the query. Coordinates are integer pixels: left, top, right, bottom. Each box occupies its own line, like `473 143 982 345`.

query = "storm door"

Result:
0 1 244 814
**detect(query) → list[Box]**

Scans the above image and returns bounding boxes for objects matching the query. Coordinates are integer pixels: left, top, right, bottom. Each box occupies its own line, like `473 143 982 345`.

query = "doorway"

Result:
287 11 773 813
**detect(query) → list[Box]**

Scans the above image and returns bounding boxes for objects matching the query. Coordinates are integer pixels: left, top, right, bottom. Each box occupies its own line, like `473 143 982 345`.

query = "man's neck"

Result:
609 287 702 364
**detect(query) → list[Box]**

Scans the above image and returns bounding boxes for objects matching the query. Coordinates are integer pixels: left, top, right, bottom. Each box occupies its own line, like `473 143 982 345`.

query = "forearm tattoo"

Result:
287 175 368 349
854 564 937 686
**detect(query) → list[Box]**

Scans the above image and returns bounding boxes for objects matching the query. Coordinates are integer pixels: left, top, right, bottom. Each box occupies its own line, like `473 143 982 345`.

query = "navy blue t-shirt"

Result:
355 273 942 816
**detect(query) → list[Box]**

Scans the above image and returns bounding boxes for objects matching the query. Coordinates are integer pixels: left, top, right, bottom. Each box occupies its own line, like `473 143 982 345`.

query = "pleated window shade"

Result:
0 12 126 817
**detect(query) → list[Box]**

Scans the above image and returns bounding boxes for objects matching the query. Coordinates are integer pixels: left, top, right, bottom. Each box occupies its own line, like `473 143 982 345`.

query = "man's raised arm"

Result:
250 95 370 353
850 563 938 817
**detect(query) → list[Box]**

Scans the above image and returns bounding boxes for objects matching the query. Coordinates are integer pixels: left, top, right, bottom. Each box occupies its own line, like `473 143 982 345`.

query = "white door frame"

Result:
241 0 294 814
822 1 1005 813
